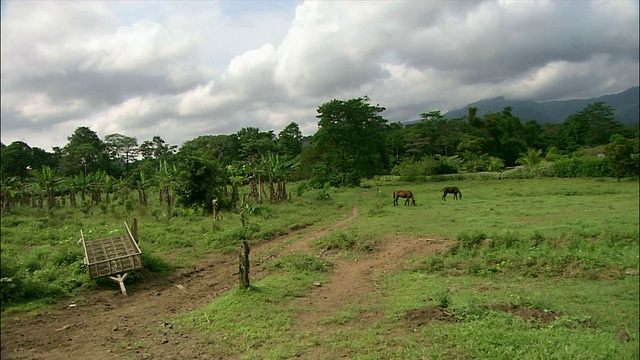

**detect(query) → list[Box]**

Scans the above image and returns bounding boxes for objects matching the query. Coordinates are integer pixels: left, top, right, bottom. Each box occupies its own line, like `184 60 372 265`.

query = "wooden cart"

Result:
81 222 142 295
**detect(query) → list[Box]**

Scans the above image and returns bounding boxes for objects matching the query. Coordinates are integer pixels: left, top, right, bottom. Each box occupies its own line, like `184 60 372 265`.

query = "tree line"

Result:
1 97 638 213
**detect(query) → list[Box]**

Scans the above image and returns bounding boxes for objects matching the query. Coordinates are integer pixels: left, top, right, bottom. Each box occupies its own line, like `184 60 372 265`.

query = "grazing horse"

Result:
393 190 416 206
441 186 462 201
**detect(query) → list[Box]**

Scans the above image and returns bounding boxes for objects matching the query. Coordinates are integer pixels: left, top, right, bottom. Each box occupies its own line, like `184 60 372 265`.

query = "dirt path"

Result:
1 208 449 360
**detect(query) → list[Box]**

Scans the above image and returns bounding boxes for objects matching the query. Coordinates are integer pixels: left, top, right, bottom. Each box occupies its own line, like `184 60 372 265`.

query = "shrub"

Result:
494 230 520 249
313 230 356 251
457 230 487 250
418 255 445 273
554 157 615 178
434 288 452 308
270 253 328 273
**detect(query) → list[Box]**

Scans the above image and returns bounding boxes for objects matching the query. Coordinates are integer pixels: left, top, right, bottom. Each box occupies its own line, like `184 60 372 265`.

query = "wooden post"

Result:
132 218 138 243
212 199 219 221
239 240 250 289
109 273 130 296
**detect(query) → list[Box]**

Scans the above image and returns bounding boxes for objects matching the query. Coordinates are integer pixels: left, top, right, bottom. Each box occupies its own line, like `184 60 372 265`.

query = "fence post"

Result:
239 240 250 289
132 218 138 243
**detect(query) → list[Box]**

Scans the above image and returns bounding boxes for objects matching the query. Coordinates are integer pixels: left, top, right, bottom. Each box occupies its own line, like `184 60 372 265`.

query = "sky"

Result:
1 0 639 151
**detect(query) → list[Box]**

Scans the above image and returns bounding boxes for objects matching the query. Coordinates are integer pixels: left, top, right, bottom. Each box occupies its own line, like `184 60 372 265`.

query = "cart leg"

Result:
108 273 130 296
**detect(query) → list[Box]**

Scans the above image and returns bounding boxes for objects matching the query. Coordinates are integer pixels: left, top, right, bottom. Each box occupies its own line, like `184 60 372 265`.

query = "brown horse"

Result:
393 190 416 206
441 186 462 201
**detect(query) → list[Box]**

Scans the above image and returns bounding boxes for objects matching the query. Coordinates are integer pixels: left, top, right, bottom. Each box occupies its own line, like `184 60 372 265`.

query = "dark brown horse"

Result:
441 186 462 201
393 190 416 206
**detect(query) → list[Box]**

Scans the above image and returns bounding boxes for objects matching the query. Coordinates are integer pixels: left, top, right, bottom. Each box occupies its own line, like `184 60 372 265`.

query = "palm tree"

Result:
516 148 543 168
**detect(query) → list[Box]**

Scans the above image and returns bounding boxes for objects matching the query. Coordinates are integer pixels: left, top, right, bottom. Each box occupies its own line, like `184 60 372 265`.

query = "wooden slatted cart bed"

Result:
81 222 142 295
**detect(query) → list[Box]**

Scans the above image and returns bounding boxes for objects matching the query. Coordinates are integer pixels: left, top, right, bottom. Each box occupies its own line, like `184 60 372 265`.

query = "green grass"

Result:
380 273 639 359
1 177 638 358
174 272 330 359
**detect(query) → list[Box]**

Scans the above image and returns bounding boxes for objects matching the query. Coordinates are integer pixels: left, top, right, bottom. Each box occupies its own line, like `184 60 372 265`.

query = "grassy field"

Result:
1 177 639 358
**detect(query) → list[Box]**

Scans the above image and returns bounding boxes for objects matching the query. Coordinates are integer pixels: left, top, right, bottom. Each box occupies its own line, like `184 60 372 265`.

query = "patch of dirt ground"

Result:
1 207 451 360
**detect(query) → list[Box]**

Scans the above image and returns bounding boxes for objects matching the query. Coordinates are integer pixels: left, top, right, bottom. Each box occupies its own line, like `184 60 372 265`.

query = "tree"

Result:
153 160 175 210
31 166 58 209
1 176 20 213
104 133 139 176
558 102 629 151
138 135 177 183
173 151 227 210
277 122 303 158
60 127 105 176
470 107 527 166
312 96 388 186
516 148 543 168
1 141 33 179
262 152 296 202
180 135 239 166
385 122 406 166
604 135 639 180
522 120 548 150
139 135 176 161
403 126 432 160
236 127 277 163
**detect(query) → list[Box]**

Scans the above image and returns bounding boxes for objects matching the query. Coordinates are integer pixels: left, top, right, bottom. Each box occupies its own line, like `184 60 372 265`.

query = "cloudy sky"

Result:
1 0 638 151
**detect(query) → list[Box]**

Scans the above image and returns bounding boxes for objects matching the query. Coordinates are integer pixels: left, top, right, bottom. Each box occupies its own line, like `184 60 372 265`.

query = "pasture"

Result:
1 177 639 359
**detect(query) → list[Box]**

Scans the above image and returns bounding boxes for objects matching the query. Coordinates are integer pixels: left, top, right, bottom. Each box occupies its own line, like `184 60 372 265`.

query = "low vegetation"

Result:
1 177 638 358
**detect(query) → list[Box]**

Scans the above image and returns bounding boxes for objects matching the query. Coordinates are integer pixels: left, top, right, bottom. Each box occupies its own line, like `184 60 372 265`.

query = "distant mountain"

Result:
441 86 639 125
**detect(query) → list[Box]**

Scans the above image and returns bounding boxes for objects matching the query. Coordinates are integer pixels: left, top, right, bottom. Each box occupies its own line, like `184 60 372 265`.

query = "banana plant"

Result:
31 166 57 209
1 176 19 213
153 160 175 208
74 172 90 204
89 171 104 204
104 173 113 205
136 172 152 206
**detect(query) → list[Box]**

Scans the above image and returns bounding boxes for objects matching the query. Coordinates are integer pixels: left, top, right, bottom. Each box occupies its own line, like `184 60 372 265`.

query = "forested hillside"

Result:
443 86 639 125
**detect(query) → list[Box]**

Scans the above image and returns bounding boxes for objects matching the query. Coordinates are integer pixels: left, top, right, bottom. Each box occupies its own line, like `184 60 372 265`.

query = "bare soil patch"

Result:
1 208 451 360
402 303 592 331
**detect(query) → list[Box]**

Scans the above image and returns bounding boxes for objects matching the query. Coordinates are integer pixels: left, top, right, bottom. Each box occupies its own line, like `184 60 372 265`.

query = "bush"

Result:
494 230 520 249
554 157 615 178
270 253 328 273
313 230 356 251
457 230 487 250
391 156 456 177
